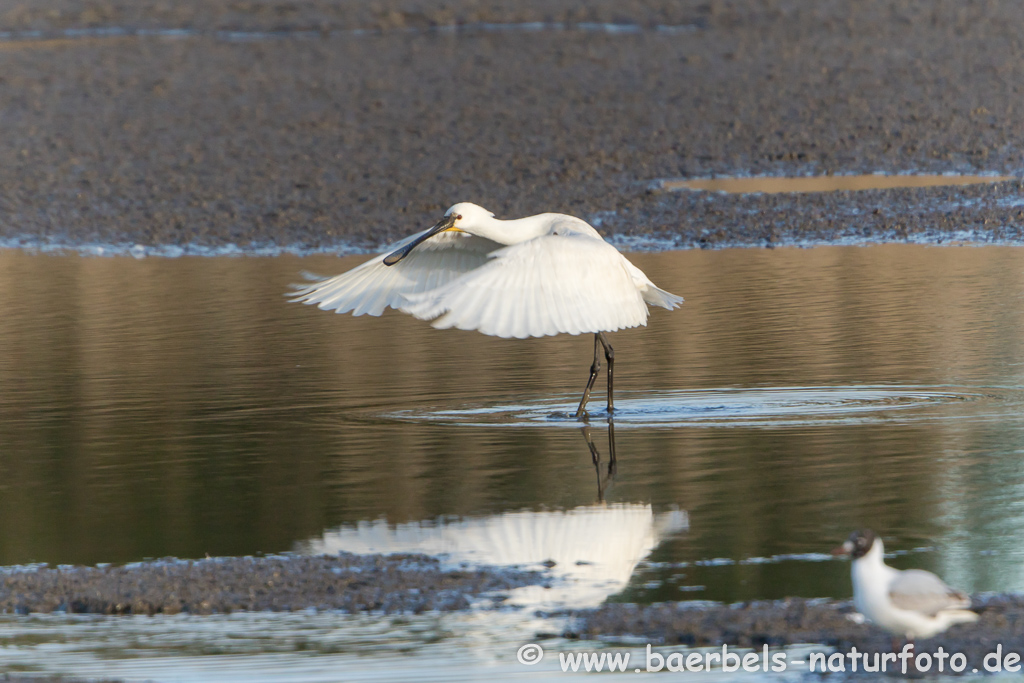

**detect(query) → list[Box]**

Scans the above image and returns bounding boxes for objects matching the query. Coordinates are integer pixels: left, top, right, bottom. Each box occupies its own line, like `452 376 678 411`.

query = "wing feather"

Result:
889 569 972 616
400 232 651 339
528 278 551 337
549 272 580 336
289 231 500 316
622 260 684 310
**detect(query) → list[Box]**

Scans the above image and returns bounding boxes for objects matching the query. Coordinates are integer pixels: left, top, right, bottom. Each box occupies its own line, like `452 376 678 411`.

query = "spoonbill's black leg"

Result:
574 333 603 419
598 332 614 413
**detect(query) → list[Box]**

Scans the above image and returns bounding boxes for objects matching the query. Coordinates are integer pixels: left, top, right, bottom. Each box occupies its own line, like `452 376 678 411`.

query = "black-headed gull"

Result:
834 529 978 639
290 203 683 418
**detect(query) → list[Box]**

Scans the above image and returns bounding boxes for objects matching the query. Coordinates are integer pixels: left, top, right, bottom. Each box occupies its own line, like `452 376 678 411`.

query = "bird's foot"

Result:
546 410 577 420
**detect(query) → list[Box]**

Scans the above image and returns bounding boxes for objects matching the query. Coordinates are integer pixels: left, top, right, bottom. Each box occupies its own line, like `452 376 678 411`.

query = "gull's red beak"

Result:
831 540 854 556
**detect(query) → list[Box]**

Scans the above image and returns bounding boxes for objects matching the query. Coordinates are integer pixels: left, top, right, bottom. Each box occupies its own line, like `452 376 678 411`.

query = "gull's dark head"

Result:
833 529 878 559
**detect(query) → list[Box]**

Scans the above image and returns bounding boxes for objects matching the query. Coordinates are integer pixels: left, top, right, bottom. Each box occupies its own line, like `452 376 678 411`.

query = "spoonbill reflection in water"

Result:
301 500 689 610
582 423 618 502
290 202 683 417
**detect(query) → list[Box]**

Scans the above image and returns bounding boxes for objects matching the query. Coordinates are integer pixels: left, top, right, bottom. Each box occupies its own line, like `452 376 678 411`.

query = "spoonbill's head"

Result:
444 202 495 224
832 529 879 559
384 202 494 266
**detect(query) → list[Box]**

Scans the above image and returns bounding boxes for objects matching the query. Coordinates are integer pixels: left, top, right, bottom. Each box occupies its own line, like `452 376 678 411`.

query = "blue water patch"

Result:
383 385 1009 428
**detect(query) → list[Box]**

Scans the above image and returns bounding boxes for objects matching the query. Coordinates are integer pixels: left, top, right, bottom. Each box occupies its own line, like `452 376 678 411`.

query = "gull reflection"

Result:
300 501 687 609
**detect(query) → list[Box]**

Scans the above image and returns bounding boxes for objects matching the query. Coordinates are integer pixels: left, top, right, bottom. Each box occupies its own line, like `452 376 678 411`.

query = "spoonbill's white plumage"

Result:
290 202 683 417
834 529 978 640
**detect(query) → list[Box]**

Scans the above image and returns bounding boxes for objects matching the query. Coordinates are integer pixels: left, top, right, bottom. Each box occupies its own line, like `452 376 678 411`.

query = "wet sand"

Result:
5 552 1023 673
1 0 1023 250
0 553 539 615
572 596 1024 671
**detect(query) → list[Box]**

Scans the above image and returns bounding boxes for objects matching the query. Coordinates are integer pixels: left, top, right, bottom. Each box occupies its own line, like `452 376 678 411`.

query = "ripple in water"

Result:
384 385 1012 428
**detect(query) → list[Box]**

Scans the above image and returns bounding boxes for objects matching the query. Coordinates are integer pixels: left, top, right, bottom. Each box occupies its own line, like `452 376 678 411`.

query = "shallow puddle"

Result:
4 244 1024 678
659 173 1016 194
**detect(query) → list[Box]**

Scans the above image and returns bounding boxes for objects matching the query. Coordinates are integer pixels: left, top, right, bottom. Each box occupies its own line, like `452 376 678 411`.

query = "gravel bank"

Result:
570 595 1024 672
1 0 1022 251
0 552 541 615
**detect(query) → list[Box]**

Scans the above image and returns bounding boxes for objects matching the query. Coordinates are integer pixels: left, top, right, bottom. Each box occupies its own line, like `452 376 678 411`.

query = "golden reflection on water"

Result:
0 36 139 52
660 173 1016 194
2 245 1024 599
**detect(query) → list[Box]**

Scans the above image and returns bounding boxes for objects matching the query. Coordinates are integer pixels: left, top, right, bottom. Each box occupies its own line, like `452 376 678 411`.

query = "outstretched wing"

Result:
621 260 684 310
399 232 651 339
289 230 500 317
889 569 972 616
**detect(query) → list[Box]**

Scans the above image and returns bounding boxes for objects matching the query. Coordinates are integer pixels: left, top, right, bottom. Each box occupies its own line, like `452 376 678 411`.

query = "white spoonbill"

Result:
833 529 978 640
289 202 683 418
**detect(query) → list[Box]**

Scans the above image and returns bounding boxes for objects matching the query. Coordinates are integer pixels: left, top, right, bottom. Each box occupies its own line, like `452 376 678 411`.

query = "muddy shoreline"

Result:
569 595 1024 672
4 552 1024 673
1 0 1022 251
0 552 540 615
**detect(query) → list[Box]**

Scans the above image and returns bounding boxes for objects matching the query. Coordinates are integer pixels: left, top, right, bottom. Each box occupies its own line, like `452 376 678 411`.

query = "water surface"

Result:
659 173 1017 194
6 242 1024 675
3 244 1024 678
3 245 1024 595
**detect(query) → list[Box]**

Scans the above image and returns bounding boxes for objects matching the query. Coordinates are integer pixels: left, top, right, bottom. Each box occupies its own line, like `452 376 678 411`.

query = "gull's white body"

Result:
291 203 682 339
850 536 977 639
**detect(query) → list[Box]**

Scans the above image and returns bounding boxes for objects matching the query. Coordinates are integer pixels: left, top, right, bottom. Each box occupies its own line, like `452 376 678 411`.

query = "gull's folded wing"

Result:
888 569 972 616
